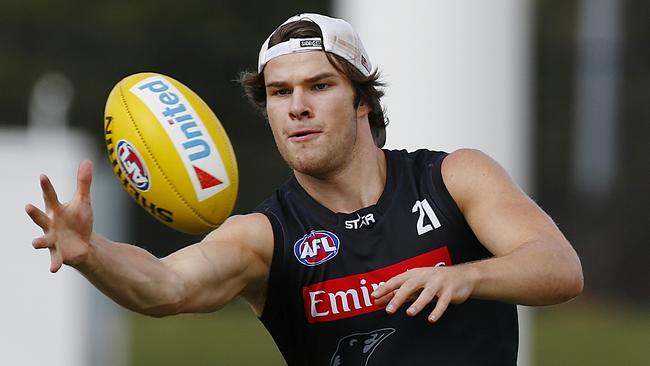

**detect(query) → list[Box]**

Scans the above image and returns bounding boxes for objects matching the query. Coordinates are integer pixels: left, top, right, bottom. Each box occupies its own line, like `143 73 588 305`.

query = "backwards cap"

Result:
257 13 372 76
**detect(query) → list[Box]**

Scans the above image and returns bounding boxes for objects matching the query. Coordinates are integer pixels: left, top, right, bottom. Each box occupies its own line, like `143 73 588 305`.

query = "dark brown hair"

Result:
239 20 388 147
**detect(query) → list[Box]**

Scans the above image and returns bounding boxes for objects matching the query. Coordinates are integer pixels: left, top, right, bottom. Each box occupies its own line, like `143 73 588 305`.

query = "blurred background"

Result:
2 0 648 365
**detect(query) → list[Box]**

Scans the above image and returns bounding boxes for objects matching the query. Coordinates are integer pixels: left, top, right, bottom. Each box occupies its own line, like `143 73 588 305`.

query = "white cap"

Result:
257 13 372 76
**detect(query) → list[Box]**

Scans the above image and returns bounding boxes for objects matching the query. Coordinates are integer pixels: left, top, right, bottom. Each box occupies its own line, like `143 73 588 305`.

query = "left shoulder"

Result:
442 148 505 174
441 148 523 213
383 148 448 169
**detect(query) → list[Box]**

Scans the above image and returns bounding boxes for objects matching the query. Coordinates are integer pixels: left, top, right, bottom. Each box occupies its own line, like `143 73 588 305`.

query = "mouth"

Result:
289 129 322 142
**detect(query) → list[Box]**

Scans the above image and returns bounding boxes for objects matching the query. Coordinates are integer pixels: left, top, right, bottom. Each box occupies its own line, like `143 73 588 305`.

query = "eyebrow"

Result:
265 72 338 88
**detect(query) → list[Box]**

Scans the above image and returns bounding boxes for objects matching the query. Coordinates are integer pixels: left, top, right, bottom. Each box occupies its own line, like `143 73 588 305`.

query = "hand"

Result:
25 160 94 273
371 265 477 323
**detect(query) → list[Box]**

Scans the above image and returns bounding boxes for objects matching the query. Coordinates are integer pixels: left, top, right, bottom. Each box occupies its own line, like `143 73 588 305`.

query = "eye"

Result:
271 88 291 96
313 83 329 91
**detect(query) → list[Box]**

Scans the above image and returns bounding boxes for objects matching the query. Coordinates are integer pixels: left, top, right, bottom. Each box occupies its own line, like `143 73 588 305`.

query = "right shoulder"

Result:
202 213 274 256
199 214 275 279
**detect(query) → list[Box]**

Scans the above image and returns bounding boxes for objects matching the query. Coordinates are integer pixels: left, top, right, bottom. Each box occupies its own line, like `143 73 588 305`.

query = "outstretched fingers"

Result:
75 160 93 204
25 204 50 232
40 174 61 211
32 235 53 249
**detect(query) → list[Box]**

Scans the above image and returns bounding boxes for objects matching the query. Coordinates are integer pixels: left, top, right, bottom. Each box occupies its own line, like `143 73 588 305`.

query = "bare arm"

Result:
444 149 583 304
26 160 273 317
372 149 583 321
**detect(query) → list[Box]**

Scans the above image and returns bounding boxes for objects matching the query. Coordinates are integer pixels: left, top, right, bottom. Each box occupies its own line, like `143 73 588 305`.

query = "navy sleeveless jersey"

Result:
254 149 518 366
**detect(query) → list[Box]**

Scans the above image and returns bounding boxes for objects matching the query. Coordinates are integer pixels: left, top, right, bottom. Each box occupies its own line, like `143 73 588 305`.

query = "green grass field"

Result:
130 300 650 366
129 301 285 366
533 302 650 366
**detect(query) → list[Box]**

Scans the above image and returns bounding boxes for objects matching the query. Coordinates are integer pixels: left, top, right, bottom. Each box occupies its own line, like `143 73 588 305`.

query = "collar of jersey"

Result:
288 149 396 226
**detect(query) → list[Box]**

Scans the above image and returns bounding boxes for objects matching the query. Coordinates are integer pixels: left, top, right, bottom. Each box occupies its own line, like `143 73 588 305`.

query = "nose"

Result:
289 89 312 120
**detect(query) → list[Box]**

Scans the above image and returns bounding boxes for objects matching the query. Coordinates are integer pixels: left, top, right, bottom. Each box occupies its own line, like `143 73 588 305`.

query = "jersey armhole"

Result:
427 152 468 230
427 151 495 261
256 210 286 323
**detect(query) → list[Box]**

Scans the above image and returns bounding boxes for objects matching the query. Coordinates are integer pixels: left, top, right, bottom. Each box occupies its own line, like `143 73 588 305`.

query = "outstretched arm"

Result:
372 149 583 321
26 160 273 317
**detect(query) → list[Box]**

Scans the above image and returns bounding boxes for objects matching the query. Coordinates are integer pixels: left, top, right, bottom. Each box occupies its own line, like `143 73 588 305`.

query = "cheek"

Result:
267 121 284 146
326 90 355 114
266 103 279 123
265 106 283 134
324 96 356 123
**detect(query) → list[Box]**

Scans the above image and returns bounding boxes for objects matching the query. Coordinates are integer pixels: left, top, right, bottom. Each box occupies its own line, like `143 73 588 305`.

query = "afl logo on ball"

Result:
294 230 340 266
116 139 150 192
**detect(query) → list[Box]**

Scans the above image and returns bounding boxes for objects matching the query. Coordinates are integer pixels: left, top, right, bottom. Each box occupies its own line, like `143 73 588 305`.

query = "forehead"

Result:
263 51 343 83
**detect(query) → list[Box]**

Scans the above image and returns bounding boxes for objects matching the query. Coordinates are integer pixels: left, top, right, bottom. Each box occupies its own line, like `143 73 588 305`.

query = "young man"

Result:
26 13 583 365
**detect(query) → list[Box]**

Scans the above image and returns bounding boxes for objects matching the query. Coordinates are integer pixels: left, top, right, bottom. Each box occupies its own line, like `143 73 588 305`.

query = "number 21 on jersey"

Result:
412 199 441 235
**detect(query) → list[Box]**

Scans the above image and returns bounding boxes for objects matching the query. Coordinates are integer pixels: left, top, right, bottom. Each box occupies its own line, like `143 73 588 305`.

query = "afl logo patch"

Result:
294 230 340 266
116 139 150 192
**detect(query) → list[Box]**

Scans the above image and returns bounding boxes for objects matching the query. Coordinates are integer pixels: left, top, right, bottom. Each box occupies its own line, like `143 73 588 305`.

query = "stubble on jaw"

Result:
278 120 359 180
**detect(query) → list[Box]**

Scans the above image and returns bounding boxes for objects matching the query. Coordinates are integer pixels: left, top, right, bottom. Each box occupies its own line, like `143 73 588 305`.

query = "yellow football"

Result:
104 72 238 234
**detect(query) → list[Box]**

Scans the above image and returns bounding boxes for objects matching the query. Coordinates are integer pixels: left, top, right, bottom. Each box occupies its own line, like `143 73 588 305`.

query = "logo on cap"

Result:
300 39 322 48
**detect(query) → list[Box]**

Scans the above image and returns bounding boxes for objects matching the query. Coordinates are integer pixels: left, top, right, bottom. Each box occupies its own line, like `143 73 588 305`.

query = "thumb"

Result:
49 248 64 273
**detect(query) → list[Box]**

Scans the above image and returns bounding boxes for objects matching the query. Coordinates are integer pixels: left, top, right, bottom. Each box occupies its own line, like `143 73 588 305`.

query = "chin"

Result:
290 157 330 177
287 151 340 178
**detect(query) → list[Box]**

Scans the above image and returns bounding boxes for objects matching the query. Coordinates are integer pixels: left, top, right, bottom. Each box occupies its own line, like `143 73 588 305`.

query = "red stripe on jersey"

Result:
303 246 452 323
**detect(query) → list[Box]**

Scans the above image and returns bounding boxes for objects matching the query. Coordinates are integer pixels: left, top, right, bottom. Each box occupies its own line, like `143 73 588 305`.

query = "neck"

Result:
295 146 387 213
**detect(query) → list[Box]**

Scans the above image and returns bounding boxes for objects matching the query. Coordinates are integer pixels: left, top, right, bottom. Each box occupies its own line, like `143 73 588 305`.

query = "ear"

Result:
356 100 371 119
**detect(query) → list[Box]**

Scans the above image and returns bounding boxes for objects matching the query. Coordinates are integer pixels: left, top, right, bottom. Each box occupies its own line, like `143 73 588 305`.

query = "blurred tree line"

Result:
534 0 648 304
1 0 647 303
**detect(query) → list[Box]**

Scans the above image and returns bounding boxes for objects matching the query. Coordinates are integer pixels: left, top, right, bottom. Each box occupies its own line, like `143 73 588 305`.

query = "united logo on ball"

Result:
104 72 238 234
